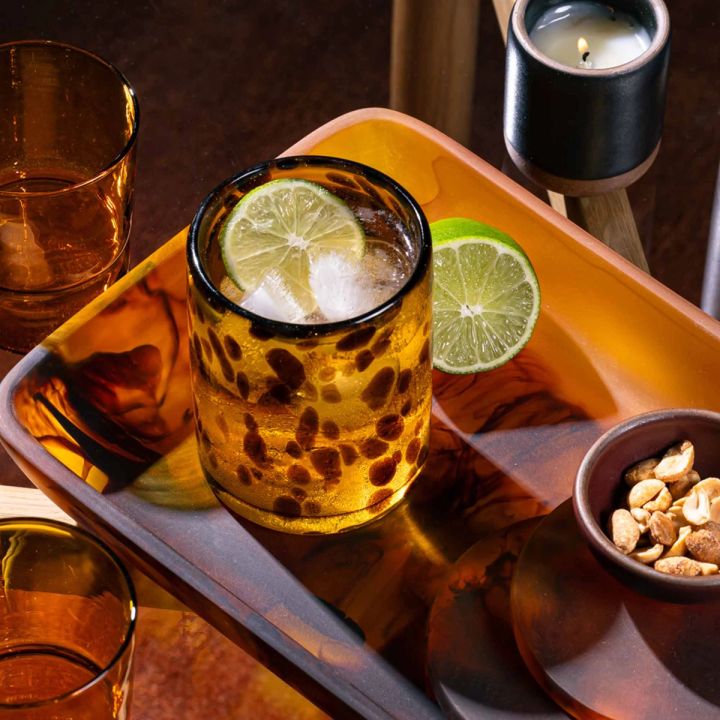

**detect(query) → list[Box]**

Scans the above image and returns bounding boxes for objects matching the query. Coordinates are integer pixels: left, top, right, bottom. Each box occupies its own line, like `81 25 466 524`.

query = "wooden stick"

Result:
491 0 513 42
564 192 650 272
390 0 481 146
0 486 75 524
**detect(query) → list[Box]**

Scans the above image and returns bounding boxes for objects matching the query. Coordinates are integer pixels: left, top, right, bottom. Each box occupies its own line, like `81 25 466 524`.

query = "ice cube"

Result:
0 219 53 290
309 252 381 322
239 270 307 324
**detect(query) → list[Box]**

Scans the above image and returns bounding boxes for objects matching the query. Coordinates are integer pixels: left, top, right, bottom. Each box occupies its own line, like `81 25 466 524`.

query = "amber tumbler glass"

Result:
0 41 139 353
0 519 136 719
187 156 432 534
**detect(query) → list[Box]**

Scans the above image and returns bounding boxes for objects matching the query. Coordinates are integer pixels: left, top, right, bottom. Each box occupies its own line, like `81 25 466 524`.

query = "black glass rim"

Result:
0 516 137 709
187 155 432 339
0 39 140 198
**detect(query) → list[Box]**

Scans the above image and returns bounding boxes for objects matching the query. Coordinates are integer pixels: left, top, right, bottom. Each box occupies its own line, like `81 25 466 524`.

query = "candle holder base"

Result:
506 138 660 197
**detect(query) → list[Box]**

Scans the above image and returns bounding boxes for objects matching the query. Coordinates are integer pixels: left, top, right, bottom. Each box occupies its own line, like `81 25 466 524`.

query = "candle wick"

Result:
582 51 590 62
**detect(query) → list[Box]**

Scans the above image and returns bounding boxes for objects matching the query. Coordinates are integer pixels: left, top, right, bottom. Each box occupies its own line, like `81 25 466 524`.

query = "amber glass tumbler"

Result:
187 156 432 533
0 518 136 718
0 41 138 353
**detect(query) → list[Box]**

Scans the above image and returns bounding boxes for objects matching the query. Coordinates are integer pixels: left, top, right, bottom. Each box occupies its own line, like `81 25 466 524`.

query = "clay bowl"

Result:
574 409 720 603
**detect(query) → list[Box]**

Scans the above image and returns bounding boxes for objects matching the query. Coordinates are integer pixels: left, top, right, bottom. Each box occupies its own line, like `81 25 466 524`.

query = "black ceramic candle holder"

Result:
504 0 670 196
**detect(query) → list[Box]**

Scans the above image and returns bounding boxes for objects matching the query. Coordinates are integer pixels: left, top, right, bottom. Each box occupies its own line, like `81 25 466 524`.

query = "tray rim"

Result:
2 107 720 718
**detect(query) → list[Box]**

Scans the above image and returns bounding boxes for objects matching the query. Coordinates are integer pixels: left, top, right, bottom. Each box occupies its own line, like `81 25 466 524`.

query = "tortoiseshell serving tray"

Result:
2 109 720 719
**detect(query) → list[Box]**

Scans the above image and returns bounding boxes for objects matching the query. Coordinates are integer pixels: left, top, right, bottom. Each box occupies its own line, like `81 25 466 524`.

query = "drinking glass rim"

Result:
0 39 140 198
0 516 138 709
187 155 432 339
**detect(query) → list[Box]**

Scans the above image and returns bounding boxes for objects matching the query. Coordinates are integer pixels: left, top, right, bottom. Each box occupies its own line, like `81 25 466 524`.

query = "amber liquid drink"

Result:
0 644 120 718
0 166 130 352
0 519 135 719
0 41 138 353
188 157 432 533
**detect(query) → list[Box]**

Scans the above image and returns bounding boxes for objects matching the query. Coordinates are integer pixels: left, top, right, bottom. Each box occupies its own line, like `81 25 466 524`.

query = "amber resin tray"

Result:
3 109 720 719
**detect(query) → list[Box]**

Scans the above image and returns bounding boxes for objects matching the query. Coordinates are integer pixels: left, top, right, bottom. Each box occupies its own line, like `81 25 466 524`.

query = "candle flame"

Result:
577 37 590 56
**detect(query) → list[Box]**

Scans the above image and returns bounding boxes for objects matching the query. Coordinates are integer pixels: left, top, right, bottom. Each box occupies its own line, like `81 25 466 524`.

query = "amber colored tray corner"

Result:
3 108 720 720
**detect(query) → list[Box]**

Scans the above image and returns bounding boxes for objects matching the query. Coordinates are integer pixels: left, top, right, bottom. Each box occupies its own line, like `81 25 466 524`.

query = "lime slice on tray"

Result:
431 217 540 374
220 178 365 316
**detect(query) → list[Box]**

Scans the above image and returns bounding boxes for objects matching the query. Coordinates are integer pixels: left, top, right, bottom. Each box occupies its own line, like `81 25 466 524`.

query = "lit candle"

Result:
504 0 670 195
529 1 651 69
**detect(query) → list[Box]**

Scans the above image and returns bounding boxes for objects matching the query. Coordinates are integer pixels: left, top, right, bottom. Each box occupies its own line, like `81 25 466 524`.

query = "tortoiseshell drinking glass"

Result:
0 519 136 719
187 156 432 533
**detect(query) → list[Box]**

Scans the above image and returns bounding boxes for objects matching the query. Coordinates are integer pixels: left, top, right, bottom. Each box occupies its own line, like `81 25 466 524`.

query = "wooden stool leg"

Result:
564 192 650 272
390 0 481 147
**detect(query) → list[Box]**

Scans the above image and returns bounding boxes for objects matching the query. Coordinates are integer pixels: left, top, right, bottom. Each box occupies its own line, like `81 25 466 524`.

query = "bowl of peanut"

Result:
574 408 720 603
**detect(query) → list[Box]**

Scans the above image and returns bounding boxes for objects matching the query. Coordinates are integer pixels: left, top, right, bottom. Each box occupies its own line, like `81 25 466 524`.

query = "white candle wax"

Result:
529 1 651 69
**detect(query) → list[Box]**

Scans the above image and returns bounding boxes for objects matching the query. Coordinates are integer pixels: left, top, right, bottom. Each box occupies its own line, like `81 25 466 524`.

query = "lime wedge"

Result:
431 217 540 374
220 179 365 316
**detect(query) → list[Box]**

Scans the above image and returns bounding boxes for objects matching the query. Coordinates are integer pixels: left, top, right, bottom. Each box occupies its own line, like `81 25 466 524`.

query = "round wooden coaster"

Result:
512 500 720 720
427 517 565 719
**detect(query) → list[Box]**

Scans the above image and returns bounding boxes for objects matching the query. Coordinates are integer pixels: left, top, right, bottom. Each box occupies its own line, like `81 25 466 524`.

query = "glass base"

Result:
208 476 414 534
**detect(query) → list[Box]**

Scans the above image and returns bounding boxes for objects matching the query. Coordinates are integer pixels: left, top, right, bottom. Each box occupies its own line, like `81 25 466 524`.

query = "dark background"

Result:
0 0 718 488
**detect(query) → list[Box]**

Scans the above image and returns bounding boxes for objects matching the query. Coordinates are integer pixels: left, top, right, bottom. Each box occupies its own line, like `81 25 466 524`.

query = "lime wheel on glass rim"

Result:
219 178 366 316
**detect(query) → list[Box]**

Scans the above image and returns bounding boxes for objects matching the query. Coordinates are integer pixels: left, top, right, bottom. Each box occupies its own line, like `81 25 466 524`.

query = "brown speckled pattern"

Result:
189 267 431 533
189 262 431 531
187 167 431 533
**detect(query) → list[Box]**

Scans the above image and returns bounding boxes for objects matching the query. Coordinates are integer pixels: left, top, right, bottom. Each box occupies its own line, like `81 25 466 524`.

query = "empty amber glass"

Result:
0 41 138 353
187 156 432 533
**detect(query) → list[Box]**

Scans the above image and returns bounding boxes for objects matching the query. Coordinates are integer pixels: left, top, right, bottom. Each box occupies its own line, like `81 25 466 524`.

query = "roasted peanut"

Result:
670 470 700 500
664 525 692 557
630 507 651 532
698 562 719 575
649 511 677 546
711 497 720 524
666 504 687 530
693 477 720 501
686 522 720 564
654 441 694 482
683 489 711 526
628 479 665 509
624 458 659 486
610 509 640 554
654 556 703 576
630 543 664 564
643 487 672 513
